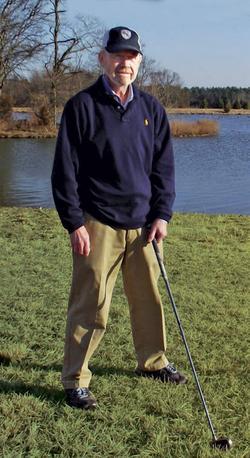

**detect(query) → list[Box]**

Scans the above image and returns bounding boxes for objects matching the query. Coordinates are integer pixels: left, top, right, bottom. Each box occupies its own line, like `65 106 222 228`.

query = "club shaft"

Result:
152 239 217 441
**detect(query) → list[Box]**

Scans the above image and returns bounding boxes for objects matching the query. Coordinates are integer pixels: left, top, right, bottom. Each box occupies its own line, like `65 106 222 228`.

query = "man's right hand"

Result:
70 225 90 256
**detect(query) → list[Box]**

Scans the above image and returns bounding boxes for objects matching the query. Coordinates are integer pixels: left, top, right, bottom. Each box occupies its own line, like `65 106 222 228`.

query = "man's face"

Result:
99 49 142 89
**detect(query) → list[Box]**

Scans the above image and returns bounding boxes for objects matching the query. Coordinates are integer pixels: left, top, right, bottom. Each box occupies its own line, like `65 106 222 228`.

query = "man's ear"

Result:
98 50 105 66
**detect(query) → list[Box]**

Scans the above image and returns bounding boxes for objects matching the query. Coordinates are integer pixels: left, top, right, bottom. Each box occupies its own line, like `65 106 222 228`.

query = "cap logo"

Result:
121 29 132 40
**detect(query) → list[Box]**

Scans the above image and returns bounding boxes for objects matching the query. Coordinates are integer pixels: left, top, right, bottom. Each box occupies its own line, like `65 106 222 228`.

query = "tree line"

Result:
1 0 250 129
3 75 250 110
188 87 250 110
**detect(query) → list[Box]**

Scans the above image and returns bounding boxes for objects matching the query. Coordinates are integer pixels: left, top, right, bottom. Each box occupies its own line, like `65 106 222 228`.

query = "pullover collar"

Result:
102 74 134 109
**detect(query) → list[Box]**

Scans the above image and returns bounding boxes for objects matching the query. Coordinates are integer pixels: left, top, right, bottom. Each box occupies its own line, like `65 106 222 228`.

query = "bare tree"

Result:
136 51 183 107
44 0 102 126
0 0 46 96
136 55 157 88
149 68 182 106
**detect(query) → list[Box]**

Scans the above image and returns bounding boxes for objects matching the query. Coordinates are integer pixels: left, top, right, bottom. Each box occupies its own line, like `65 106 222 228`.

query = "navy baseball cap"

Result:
103 26 143 55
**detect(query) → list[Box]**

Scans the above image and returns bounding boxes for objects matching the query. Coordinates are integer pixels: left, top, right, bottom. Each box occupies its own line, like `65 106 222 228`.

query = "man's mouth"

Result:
117 68 132 74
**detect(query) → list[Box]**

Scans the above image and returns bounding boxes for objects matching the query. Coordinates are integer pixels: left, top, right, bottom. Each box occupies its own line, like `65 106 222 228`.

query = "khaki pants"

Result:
62 215 169 388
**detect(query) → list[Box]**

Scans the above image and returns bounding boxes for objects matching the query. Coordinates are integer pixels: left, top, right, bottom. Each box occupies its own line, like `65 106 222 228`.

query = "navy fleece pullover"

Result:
51 77 175 233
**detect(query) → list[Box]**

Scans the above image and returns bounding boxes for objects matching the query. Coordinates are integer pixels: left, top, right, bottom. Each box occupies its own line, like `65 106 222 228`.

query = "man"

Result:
51 26 187 410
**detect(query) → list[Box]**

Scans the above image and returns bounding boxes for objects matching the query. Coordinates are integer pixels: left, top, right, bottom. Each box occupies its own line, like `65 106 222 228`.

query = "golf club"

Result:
152 238 232 451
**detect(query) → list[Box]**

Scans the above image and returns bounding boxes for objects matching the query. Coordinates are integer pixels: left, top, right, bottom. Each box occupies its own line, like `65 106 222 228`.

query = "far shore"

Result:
12 106 250 116
0 106 248 139
168 107 250 115
0 129 56 139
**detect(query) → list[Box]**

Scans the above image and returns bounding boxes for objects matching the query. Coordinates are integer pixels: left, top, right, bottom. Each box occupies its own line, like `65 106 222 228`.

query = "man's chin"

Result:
116 75 133 85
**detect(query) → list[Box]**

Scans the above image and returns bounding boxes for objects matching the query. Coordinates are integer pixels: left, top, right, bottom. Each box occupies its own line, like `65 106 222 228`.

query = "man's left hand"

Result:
147 219 168 243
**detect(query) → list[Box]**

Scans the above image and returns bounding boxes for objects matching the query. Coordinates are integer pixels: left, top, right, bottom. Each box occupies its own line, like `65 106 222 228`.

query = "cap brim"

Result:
105 44 143 55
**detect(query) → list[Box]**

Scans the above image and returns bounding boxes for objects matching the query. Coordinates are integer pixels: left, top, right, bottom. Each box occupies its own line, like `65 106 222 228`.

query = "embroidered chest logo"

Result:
144 118 149 126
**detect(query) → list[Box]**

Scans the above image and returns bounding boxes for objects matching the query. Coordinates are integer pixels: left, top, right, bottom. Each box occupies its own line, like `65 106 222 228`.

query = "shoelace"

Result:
166 363 177 374
75 388 89 398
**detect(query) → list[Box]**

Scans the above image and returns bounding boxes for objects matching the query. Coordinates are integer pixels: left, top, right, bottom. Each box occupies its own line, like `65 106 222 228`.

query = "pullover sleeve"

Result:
51 99 85 233
148 105 175 223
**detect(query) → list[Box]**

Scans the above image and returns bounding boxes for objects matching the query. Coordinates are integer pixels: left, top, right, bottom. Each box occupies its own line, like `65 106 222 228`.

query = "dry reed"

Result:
170 119 219 137
1 117 219 139
0 117 57 138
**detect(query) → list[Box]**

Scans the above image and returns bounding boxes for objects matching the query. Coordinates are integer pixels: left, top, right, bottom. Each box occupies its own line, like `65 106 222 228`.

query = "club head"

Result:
211 437 233 450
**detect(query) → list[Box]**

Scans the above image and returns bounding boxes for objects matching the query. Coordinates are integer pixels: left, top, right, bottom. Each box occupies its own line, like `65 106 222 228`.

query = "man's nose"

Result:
119 55 130 63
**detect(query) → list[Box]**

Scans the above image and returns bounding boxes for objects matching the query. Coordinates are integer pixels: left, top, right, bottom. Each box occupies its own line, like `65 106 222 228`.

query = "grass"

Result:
0 207 249 457
170 119 219 137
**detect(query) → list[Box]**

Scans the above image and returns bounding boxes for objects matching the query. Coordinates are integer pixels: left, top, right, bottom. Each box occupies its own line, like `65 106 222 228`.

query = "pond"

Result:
171 114 250 214
0 114 249 215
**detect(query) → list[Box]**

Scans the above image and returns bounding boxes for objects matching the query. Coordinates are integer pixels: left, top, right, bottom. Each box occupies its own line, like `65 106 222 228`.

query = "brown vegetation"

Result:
168 107 250 115
0 93 57 137
0 116 56 138
0 117 219 139
170 119 219 137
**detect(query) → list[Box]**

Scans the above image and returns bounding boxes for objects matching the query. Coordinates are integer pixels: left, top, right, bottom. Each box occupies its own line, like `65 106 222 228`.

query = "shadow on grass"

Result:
0 365 135 403
0 356 62 372
90 365 134 378
0 379 64 404
0 355 12 365
0 357 135 378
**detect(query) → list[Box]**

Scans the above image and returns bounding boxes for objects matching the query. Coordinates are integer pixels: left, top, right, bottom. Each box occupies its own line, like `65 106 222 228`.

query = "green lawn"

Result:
0 208 249 457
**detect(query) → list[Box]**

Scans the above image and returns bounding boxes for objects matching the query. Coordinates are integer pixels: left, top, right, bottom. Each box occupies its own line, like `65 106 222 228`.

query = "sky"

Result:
66 0 250 88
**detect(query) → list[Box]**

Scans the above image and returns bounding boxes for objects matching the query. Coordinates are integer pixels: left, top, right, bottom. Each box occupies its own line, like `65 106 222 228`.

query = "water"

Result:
171 114 250 214
0 138 55 207
0 115 249 215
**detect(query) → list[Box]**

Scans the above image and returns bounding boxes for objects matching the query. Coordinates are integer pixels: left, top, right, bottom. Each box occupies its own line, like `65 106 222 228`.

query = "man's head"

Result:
99 26 142 89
